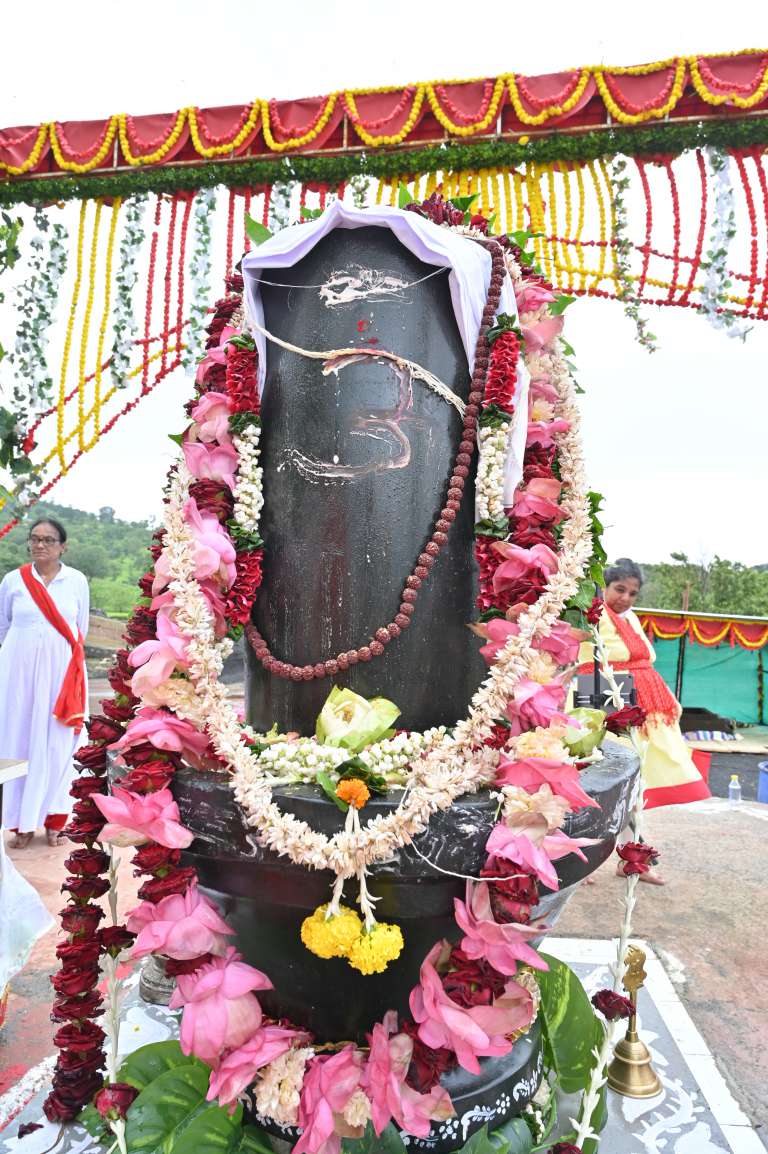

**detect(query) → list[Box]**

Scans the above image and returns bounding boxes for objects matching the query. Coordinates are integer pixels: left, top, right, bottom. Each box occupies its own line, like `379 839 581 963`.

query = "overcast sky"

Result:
2 0 767 566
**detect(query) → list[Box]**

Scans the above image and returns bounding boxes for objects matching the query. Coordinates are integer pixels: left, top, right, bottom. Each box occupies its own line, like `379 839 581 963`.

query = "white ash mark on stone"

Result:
319 265 412 308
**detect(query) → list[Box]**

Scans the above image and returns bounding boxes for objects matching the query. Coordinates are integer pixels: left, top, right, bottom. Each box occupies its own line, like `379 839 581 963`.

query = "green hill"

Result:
0 502 153 618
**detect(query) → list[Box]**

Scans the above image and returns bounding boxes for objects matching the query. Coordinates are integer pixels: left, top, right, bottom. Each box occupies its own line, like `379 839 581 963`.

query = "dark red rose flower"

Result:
98 925 135 955
101 698 134 725
121 760 175 794
443 947 506 1008
225 549 264 624
483 723 512 750
617 841 659 875
591 988 634 1021
107 669 135 698
55 1048 105 1074
51 989 104 1021
605 705 647 734
69 776 108 801
132 844 181 874
94 1083 139 1120
138 867 197 904
189 479 234 522
484 330 519 412
400 1019 457 1092
404 193 464 228
63 818 106 844
74 744 108 772
17 1122 44 1138
51 966 100 997
56 939 102 967
482 859 540 924
509 524 558 551
469 213 489 234
549 1145 583 1154
124 607 157 647
475 535 503 613
137 569 155 598
71 798 103 822
226 345 260 414
43 1087 91 1122
62 875 111 901
53 1020 106 1051
122 743 178 768
59 903 105 934
165 953 212 977
113 648 133 682
88 716 125 743
64 848 109 876
586 597 604 626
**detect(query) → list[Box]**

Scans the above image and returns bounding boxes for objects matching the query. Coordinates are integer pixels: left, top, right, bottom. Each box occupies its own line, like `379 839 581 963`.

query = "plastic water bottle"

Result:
728 774 742 807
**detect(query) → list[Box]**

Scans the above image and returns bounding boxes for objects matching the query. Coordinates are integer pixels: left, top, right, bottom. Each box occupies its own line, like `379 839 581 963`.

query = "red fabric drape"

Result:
20 564 86 733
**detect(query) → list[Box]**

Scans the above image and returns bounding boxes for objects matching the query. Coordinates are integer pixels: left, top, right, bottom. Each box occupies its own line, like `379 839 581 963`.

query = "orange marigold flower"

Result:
336 779 370 809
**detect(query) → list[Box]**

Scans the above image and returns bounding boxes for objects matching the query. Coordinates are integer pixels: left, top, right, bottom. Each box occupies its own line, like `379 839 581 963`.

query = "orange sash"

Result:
20 563 86 733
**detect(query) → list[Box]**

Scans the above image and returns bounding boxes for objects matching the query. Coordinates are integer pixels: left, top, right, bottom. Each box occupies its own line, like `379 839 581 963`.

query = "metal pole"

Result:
675 632 687 703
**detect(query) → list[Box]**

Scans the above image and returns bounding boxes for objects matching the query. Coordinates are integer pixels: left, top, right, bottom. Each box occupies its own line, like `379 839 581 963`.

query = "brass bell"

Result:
607 945 662 1099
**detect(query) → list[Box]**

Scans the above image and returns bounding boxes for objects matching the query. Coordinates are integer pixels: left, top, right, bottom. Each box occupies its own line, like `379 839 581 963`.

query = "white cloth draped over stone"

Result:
241 202 530 513
0 564 89 831
0 831 54 987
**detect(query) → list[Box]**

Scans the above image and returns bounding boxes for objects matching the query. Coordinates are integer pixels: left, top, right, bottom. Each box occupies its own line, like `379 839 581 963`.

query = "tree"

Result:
641 554 768 616
98 506 115 524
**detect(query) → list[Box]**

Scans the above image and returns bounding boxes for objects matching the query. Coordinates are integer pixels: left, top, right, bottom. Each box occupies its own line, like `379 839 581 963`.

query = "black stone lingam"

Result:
246 225 487 734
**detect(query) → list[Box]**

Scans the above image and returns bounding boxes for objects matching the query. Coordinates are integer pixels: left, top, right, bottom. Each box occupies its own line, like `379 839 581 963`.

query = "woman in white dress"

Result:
0 518 89 848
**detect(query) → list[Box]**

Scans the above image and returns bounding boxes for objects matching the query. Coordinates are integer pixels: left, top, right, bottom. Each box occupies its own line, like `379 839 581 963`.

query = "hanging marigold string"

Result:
57 200 88 472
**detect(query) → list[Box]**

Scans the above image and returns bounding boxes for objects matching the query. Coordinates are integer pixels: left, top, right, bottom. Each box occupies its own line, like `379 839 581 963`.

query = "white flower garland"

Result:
701 146 751 341
183 188 218 373
475 421 510 522
231 422 264 530
609 155 658 353
110 196 147 387
154 248 593 881
12 208 68 417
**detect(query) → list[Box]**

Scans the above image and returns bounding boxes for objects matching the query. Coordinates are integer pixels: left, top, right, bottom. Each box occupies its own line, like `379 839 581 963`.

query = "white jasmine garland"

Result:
183 187 218 373
475 422 510 522
608 155 657 352
150 247 593 882
13 208 68 417
700 146 751 340
231 422 264 530
110 196 147 387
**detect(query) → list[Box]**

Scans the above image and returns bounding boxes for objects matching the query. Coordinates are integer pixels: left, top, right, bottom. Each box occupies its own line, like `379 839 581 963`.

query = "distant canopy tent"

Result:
2 49 768 533
636 609 768 725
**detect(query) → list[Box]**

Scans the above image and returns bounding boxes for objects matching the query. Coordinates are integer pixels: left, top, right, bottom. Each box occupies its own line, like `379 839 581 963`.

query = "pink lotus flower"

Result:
526 417 571 449
113 707 211 762
364 1011 454 1138
521 314 564 351
189 391 233 445
294 1046 367 1154
491 541 559 599
410 941 523 1075
195 327 237 385
128 881 233 960
169 947 272 1067
486 818 596 891
515 281 557 315
475 616 519 665
152 499 236 595
128 610 190 696
152 580 229 639
495 756 600 810
207 1025 309 1109
454 882 547 975
513 478 565 524
182 440 238 493
505 677 570 735
534 620 585 666
92 787 193 849
529 375 559 404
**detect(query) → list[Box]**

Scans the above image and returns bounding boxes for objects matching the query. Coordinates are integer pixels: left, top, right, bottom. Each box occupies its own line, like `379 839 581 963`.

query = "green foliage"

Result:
0 500 154 616
8 117 768 209
244 216 272 246
118 1039 206 1091
342 1122 407 1154
641 554 768 616
536 953 604 1096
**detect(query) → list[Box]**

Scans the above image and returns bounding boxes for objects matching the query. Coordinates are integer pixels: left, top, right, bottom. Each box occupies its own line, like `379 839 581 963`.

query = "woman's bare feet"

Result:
10 831 34 849
46 828 67 847
616 862 665 886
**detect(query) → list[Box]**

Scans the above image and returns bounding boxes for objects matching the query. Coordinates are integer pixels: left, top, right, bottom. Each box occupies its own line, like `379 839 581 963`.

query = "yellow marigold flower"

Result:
300 904 363 959
347 922 404 975
336 778 371 809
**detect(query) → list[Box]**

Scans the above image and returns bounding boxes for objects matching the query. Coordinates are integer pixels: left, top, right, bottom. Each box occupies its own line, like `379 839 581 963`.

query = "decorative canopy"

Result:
636 608 768 650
